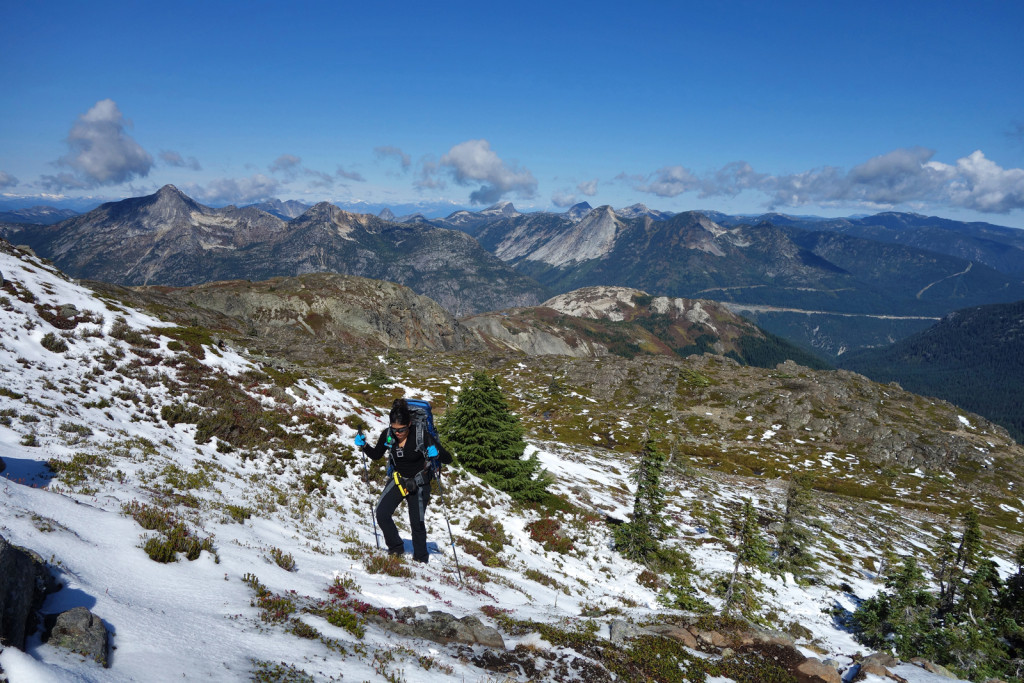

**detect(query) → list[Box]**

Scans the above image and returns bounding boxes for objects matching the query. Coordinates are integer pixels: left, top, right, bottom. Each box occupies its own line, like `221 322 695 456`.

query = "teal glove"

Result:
426 445 438 458
354 433 366 447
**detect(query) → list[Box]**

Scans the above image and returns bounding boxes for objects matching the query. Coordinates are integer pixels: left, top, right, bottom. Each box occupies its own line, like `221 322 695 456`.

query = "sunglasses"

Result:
391 425 409 435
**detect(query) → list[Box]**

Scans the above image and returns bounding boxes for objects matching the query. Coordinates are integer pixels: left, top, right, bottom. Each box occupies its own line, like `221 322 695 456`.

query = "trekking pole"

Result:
434 468 463 584
358 430 381 550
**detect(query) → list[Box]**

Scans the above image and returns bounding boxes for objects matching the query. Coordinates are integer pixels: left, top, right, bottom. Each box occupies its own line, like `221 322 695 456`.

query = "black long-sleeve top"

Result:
360 428 452 477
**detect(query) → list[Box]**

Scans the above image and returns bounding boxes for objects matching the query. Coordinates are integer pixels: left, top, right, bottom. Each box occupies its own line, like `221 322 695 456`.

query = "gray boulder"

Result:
0 535 56 648
643 623 698 648
378 607 505 649
48 607 109 667
796 656 841 683
609 618 643 644
911 658 958 678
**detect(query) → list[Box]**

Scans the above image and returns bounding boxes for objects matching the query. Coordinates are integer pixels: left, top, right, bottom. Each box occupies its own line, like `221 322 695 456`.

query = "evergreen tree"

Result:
876 537 901 583
437 371 552 502
774 472 819 580
934 557 1008 681
937 509 983 612
614 438 669 565
934 529 959 604
723 498 770 615
854 556 935 657
1000 545 1024 678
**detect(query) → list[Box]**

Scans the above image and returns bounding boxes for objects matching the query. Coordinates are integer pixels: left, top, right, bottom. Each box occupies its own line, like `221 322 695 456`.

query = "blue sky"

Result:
2 0 1023 225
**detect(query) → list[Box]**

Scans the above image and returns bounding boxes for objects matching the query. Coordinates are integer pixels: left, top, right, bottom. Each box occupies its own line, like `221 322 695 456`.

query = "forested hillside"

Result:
840 300 1024 442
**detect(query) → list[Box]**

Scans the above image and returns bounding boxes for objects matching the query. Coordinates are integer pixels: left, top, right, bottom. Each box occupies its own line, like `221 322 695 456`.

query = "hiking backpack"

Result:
405 398 439 457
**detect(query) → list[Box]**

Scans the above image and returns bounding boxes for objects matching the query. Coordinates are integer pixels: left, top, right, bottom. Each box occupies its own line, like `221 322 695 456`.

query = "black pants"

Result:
375 477 431 562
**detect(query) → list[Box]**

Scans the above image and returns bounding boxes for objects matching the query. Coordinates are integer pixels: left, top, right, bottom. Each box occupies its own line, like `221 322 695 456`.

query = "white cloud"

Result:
935 150 1024 213
577 179 599 196
375 145 411 170
269 154 360 188
636 165 701 197
336 166 365 182
184 174 281 205
551 191 577 207
0 171 18 188
436 139 537 205
629 148 1024 214
701 161 770 199
160 150 201 171
414 158 447 191
269 154 302 176
42 99 153 190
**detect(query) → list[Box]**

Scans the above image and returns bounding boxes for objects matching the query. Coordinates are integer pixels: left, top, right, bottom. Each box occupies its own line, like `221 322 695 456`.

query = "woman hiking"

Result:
355 398 452 563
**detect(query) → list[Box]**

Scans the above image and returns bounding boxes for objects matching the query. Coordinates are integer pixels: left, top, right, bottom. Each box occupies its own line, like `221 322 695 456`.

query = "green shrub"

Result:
251 660 314 683
269 546 296 571
456 537 500 566
122 500 175 531
365 553 412 577
466 514 509 552
225 504 252 523
288 619 320 640
41 332 68 353
143 536 179 563
161 326 214 359
526 517 573 554
143 523 216 563
47 452 111 484
110 317 158 348
59 422 93 436
324 608 365 638
524 568 569 593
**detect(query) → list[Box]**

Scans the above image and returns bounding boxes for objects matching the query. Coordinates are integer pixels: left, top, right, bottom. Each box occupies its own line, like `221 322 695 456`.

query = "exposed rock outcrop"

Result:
370 606 505 649
0 535 56 649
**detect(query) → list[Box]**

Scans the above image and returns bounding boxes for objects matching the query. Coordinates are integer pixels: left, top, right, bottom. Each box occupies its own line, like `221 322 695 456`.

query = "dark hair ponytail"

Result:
389 398 410 426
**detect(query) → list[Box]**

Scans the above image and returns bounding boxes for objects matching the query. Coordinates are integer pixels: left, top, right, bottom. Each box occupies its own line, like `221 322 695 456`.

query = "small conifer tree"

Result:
854 556 935 656
438 372 552 502
614 437 669 565
723 498 770 614
774 472 819 580
936 509 983 612
876 536 901 582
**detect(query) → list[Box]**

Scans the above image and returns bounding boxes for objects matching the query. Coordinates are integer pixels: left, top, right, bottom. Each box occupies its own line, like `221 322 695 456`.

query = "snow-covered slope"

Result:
0 241 985 682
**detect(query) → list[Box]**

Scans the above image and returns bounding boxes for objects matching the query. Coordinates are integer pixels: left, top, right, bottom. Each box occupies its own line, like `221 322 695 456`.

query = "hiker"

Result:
356 398 452 563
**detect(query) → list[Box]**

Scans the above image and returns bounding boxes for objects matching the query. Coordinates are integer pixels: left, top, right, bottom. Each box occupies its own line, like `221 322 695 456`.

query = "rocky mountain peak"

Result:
124 184 204 225
155 184 186 199
150 184 198 209
565 202 593 222
378 208 397 221
483 201 519 217
671 210 727 237
298 201 349 222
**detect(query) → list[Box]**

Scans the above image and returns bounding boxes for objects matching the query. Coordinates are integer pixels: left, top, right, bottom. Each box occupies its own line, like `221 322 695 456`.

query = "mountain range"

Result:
7 186 1024 360
0 206 80 225
8 186 545 316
